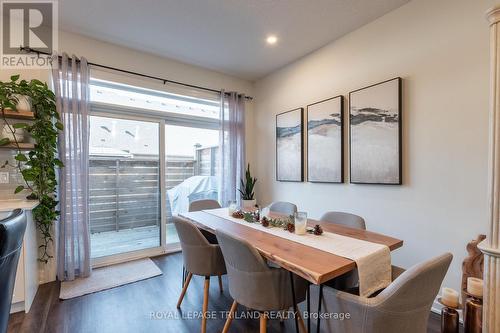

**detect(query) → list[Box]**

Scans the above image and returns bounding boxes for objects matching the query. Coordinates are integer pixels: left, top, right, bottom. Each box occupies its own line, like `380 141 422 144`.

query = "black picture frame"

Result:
276 108 304 182
349 77 402 185
306 95 344 183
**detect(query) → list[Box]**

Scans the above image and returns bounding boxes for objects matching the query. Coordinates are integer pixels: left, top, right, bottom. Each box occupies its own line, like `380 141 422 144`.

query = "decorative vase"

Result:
463 293 482 333
14 94 31 112
242 199 256 210
438 295 461 333
441 307 460 333
3 94 31 113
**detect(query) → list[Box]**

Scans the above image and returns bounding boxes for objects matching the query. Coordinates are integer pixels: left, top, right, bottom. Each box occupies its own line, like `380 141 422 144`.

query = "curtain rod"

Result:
19 46 253 101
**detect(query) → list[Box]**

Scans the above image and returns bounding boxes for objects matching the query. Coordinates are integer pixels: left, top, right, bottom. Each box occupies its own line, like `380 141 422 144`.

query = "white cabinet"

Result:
0 201 40 314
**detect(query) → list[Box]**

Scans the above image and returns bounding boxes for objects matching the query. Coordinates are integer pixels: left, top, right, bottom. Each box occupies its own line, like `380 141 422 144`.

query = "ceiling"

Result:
59 0 410 81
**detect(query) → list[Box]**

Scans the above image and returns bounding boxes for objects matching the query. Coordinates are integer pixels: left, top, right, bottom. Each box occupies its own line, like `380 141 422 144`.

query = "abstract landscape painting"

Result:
349 78 402 184
307 96 343 183
276 108 303 182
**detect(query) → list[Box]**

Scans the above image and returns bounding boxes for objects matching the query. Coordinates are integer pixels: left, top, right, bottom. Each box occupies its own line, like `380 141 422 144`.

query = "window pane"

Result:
90 79 220 119
89 116 161 258
165 125 219 238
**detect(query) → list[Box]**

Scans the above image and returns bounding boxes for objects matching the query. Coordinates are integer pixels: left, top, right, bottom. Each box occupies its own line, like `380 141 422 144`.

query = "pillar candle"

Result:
442 287 459 308
467 277 483 298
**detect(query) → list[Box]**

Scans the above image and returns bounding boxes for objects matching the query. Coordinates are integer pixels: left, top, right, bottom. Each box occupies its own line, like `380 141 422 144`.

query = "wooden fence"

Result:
89 144 218 234
89 156 195 233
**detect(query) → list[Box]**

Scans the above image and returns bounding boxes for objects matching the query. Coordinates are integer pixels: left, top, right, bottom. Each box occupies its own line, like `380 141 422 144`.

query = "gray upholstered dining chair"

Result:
267 201 297 216
320 211 366 291
188 199 221 244
216 229 308 333
320 253 452 333
173 216 226 333
188 199 221 212
0 209 26 333
320 211 366 230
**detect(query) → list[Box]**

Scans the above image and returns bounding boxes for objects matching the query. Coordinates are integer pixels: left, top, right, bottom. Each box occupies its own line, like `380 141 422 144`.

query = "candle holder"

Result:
463 290 482 333
438 298 462 333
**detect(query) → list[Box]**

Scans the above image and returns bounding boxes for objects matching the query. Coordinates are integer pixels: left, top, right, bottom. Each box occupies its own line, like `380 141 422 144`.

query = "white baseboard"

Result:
10 301 25 314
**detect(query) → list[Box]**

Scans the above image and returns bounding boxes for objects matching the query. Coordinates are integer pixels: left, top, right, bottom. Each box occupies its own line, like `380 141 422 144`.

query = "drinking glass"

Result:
294 212 307 235
228 201 237 215
261 206 270 218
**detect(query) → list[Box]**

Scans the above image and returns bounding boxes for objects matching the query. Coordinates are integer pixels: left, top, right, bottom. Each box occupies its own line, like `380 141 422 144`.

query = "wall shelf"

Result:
1 109 35 120
0 143 35 150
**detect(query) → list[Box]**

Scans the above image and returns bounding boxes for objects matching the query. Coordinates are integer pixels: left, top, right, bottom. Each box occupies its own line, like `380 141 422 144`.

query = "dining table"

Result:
179 209 403 333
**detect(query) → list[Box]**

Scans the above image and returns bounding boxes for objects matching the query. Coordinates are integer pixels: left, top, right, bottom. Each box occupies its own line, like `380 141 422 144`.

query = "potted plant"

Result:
0 75 63 263
239 164 257 209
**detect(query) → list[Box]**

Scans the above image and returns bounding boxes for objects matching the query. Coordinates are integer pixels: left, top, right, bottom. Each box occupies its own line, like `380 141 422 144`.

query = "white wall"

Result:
253 0 495 295
0 30 254 283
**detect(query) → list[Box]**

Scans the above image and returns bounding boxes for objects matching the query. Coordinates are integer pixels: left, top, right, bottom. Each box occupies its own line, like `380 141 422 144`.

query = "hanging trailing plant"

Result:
0 75 63 263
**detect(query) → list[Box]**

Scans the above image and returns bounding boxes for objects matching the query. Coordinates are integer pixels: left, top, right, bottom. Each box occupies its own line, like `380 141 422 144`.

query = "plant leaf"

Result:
55 121 64 131
14 185 24 194
15 153 28 162
0 138 10 146
13 123 28 129
54 159 64 168
10 74 20 81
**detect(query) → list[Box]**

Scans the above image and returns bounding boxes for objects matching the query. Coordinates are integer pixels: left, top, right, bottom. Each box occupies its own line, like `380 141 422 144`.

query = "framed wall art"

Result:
349 77 402 184
307 95 344 183
276 108 304 182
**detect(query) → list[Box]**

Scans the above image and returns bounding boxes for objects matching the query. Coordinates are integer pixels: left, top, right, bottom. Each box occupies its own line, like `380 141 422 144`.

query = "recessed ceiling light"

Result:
266 35 278 45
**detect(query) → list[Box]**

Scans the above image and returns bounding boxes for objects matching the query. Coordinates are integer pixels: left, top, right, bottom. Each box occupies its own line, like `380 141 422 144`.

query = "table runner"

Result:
204 208 391 297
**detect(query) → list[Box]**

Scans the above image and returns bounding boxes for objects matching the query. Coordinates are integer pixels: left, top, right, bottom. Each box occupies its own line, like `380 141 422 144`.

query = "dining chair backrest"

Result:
173 216 225 277
0 209 26 333
320 211 366 230
216 229 269 273
267 201 297 216
377 252 452 312
189 199 221 212
216 229 308 312
323 252 453 333
216 229 284 309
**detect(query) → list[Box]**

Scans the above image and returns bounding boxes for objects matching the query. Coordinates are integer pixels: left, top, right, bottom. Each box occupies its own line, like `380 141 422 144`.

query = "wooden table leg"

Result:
176 272 193 308
259 312 268 333
297 311 307 333
222 301 238 333
202 276 210 333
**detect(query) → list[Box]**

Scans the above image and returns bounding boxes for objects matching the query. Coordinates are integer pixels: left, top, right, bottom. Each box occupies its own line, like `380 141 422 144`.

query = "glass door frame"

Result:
90 111 170 268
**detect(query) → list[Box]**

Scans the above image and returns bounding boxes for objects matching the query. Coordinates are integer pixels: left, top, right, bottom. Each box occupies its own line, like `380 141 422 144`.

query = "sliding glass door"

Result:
88 73 220 266
89 114 166 264
165 125 219 247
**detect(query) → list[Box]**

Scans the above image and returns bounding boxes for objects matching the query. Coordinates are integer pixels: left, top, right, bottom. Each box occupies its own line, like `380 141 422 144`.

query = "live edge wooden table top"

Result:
179 211 403 285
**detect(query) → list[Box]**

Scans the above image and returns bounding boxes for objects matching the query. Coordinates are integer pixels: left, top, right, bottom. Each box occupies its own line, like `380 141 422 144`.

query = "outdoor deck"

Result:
90 223 179 258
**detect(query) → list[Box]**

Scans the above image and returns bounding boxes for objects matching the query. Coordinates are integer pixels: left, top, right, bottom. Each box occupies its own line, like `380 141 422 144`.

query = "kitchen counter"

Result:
0 199 39 211
0 198 41 313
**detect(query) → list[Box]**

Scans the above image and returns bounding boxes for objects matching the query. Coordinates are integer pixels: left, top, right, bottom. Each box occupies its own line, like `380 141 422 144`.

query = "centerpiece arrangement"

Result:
231 207 323 235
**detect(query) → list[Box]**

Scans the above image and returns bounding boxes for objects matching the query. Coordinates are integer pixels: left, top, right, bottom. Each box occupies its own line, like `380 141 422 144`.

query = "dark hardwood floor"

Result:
8 253 449 333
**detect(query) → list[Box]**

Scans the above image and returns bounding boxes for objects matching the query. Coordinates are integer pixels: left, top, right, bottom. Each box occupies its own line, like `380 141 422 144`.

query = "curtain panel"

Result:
52 54 91 281
219 91 246 206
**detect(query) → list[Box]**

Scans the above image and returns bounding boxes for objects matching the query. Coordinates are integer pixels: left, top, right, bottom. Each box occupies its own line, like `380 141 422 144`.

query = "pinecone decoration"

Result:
313 224 323 235
261 216 270 227
286 222 295 233
232 210 244 219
